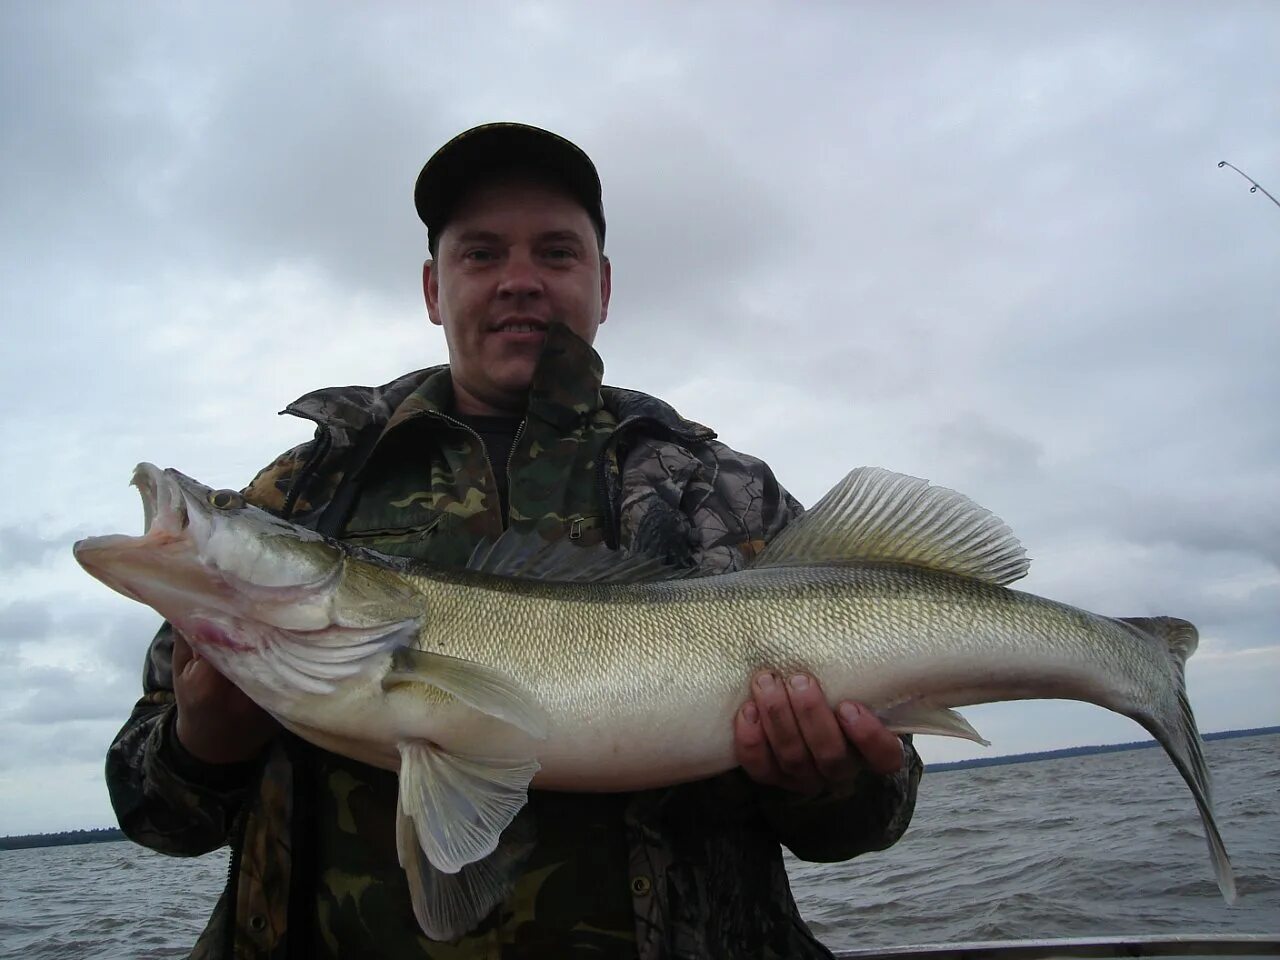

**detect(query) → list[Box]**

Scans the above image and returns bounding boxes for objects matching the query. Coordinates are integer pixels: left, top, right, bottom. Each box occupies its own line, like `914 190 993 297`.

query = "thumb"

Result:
172 632 191 675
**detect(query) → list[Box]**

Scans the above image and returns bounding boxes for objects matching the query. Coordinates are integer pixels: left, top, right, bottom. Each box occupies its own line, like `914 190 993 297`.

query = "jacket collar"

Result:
280 323 714 444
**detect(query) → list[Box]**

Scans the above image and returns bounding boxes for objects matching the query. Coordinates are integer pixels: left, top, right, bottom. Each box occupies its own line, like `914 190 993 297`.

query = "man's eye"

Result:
544 247 576 261
464 249 496 262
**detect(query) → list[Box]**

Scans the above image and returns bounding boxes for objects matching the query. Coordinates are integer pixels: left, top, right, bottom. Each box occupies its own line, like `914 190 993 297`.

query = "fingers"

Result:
172 633 192 677
784 675 863 786
171 632 278 765
836 702 905 775
734 701 784 786
753 673 822 792
734 670 906 793
738 672 855 795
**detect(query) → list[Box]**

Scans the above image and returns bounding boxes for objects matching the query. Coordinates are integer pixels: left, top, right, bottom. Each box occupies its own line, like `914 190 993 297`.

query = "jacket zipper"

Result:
285 408 704 548
223 808 249 959
503 419 527 529
595 449 619 550
430 411 521 529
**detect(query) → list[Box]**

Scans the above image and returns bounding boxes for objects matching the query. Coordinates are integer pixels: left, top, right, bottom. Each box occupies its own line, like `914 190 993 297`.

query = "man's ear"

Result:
598 256 612 325
423 260 442 326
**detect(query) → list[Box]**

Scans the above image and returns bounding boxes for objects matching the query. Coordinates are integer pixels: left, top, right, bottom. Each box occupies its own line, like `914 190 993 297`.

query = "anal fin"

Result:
879 700 990 745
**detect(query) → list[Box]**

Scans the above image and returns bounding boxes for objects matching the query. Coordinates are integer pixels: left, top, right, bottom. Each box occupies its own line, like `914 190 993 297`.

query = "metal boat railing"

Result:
834 934 1280 960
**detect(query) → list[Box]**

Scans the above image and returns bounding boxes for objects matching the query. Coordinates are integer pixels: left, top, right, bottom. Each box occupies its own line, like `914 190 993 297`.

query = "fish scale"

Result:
391 563 1171 782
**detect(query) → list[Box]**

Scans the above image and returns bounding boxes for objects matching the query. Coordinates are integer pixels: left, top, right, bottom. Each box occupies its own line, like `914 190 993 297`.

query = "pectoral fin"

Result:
382 648 549 739
396 739 539 876
878 701 990 745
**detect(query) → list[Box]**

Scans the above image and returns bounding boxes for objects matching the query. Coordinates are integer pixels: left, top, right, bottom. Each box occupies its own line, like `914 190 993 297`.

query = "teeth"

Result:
501 323 543 333
130 464 192 539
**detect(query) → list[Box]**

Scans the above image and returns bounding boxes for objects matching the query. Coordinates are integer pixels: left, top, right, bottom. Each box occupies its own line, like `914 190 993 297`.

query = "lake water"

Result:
2 735 1277 959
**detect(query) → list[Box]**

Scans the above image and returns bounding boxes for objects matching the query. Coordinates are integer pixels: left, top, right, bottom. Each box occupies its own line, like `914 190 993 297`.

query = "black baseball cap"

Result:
414 122 605 253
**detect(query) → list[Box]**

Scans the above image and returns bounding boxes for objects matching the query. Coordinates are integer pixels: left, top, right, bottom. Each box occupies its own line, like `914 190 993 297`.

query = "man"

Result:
107 123 922 959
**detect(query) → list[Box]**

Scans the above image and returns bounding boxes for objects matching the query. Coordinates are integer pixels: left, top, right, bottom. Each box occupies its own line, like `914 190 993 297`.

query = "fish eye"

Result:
208 489 246 510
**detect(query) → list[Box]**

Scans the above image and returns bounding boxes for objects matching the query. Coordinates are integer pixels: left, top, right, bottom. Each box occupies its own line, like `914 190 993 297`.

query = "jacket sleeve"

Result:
615 434 800 570
103 441 316 855
105 622 261 855
684 440 924 862
756 740 923 861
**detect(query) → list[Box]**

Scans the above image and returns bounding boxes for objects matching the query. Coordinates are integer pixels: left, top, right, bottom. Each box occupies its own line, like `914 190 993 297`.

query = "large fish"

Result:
75 464 1236 938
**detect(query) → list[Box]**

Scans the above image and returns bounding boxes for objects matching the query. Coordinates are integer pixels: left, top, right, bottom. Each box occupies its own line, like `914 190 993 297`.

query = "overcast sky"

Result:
1 2 1276 835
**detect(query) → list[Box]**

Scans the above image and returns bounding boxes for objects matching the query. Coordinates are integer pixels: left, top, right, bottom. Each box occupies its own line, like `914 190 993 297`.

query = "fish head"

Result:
74 463 355 685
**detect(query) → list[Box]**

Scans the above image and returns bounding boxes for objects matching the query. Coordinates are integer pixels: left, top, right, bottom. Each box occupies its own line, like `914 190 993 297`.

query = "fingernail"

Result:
788 674 809 692
742 703 759 724
838 702 860 725
756 673 776 692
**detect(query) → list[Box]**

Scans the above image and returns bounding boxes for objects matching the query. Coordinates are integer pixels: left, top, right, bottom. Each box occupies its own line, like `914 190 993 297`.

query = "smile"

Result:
492 318 549 334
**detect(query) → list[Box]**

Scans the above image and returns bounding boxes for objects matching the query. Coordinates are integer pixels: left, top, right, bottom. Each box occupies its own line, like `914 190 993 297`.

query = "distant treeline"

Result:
926 725 1280 773
1 827 125 851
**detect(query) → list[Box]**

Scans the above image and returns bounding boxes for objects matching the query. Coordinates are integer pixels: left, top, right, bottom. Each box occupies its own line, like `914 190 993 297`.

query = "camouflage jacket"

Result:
106 325 922 959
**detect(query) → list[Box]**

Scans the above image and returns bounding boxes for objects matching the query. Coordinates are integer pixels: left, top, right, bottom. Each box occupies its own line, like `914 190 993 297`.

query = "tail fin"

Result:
1120 616 1237 904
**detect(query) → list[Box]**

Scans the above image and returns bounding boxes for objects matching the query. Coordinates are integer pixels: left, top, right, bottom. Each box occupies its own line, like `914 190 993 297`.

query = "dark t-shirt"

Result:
451 413 521 522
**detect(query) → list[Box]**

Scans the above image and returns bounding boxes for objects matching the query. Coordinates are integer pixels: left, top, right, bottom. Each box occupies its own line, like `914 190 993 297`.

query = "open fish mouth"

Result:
133 463 193 542
71 464 207 605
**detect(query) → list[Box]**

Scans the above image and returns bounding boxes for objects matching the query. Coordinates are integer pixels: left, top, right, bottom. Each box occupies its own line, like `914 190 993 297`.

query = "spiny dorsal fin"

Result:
753 467 1029 585
466 530 689 584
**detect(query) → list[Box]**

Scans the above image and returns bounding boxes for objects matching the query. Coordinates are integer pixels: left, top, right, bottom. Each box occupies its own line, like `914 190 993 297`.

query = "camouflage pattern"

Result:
105 323 923 959
337 329 622 570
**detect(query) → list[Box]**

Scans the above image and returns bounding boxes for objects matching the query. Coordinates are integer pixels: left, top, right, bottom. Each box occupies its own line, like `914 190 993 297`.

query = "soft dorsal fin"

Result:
753 467 1029 585
466 530 689 584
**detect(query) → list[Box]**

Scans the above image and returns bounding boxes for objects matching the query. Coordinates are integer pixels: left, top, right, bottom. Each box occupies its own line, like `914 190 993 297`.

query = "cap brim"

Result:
414 123 604 247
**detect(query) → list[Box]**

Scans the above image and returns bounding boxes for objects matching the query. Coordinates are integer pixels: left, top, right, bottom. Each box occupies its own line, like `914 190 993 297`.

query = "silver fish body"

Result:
75 464 1236 939
314 564 1190 787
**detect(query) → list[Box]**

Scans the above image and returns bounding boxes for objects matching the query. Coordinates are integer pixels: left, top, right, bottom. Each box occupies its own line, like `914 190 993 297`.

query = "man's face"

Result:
424 177 611 416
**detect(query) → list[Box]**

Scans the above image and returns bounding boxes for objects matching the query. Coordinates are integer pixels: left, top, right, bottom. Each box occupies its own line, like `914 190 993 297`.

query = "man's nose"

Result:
496 250 543 298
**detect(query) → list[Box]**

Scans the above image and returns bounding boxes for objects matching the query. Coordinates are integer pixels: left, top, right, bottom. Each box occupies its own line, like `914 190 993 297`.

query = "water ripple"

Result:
789 734 1280 952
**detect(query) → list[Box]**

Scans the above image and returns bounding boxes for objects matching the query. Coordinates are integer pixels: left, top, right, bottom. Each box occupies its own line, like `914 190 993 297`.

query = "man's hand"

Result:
734 672 903 795
172 634 279 766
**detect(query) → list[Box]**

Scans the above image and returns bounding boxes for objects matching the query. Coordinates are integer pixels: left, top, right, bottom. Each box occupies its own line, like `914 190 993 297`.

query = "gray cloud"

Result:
1107 489 1280 568
0 720 123 771
5 662 135 725
0 599 54 642
0 526 85 573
